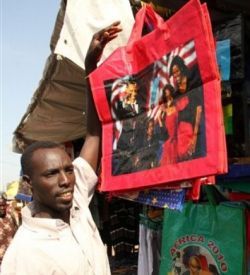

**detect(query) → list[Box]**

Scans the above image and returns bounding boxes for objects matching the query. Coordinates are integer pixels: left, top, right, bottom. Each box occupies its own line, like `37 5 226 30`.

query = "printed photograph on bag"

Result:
160 202 246 275
167 244 222 275
104 40 206 176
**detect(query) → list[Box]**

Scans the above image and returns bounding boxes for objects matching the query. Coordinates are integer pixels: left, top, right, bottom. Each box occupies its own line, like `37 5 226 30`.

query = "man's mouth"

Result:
58 191 73 201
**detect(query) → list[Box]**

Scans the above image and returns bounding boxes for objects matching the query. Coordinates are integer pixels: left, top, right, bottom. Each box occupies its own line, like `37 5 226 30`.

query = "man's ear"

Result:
22 175 32 190
21 175 33 201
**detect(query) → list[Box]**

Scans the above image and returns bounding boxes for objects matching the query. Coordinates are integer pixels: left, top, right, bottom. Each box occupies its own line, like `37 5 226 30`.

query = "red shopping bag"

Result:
89 0 227 191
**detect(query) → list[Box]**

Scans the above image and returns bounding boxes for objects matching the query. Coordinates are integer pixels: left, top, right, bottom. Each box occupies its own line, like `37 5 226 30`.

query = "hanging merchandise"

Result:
115 188 186 210
89 0 227 191
246 208 250 274
214 14 245 81
222 103 233 135
54 0 135 69
112 175 215 203
216 163 250 193
159 202 247 275
138 213 163 275
216 39 231 81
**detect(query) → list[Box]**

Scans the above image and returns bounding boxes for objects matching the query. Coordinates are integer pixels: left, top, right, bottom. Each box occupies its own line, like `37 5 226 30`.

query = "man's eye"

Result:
46 171 57 177
66 167 74 174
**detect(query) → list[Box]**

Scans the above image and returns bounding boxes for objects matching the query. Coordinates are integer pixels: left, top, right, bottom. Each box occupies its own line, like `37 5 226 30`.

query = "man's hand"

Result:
85 21 122 75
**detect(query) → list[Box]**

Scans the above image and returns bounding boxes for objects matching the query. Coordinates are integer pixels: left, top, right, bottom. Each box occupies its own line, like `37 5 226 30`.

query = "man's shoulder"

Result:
1 226 26 262
73 156 88 167
72 157 98 201
3 223 47 259
8 225 27 241
73 157 96 175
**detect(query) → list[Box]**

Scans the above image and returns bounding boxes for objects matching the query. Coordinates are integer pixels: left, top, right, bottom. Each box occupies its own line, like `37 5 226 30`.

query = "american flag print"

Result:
148 40 197 119
109 40 197 150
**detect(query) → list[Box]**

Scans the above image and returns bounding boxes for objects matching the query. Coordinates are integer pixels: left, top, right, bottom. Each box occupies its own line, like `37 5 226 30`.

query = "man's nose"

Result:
58 171 70 186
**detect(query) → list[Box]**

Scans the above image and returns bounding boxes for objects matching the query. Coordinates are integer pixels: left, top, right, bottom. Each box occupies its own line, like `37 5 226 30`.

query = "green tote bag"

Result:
159 202 246 275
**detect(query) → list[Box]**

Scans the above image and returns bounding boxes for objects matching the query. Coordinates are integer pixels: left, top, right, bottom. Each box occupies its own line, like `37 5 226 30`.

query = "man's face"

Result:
126 83 138 102
0 198 7 218
29 147 75 216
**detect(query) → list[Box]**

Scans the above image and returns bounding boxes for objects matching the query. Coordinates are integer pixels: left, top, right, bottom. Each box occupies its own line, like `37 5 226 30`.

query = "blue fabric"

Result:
216 39 231 81
15 193 32 202
217 164 250 180
135 189 186 210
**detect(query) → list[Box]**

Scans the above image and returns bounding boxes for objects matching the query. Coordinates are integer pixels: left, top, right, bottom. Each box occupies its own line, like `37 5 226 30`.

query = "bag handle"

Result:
126 4 168 53
203 185 229 205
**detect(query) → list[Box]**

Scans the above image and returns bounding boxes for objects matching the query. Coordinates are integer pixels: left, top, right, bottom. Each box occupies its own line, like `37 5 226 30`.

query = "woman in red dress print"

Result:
170 55 204 161
158 84 178 165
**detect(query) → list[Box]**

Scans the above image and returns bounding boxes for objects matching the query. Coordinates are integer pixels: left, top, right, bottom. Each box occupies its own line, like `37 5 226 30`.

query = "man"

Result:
112 79 146 175
0 194 19 268
1 21 122 275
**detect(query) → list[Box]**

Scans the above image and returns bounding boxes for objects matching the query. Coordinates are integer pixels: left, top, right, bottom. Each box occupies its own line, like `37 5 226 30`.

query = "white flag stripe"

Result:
178 40 195 58
184 51 197 66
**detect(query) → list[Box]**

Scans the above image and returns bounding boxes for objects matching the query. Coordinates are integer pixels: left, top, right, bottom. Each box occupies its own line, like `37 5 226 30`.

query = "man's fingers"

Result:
106 21 121 30
102 28 122 41
86 21 122 65
100 27 121 45
103 21 122 36
94 21 121 42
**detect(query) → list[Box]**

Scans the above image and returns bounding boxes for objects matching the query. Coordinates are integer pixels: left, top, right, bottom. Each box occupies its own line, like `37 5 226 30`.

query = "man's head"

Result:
126 80 138 103
21 141 75 218
0 194 7 218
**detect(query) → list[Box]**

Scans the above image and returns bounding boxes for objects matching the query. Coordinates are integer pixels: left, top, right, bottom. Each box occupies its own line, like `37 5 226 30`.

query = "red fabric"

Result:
229 192 250 201
198 254 209 270
177 121 193 159
160 110 178 165
89 0 227 191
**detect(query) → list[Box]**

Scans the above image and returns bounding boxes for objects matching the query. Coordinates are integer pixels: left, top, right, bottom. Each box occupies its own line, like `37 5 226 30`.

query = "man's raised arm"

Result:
79 22 122 172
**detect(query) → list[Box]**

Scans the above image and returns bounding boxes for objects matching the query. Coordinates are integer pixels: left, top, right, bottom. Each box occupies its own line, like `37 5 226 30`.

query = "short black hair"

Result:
126 79 138 88
170 55 189 76
21 141 64 177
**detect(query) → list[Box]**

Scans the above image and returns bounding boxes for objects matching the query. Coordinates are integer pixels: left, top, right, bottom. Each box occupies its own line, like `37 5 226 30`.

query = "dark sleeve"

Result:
156 124 169 141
